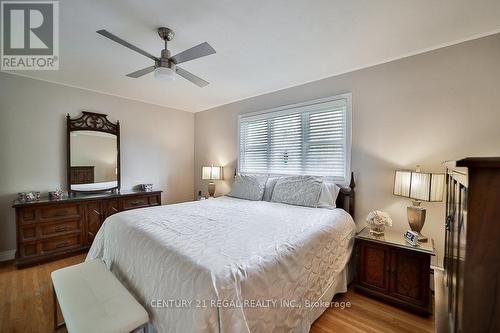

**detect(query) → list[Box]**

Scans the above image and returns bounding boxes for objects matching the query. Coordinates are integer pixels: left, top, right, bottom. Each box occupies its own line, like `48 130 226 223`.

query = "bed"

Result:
87 180 356 333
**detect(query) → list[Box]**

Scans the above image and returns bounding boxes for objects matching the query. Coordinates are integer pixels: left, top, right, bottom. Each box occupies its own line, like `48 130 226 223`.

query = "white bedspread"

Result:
87 196 356 333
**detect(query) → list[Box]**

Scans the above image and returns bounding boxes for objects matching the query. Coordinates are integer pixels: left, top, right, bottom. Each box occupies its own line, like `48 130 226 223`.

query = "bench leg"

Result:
52 283 66 330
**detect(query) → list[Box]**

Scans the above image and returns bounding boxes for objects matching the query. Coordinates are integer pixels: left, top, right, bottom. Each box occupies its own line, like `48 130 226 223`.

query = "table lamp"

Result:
393 167 444 242
202 165 223 197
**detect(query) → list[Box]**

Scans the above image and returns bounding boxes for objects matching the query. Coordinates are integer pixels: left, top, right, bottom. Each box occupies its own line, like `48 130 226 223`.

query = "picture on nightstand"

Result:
404 230 419 246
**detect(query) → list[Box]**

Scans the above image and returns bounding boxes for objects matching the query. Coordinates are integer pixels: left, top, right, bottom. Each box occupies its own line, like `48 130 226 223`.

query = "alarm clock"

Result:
404 230 419 246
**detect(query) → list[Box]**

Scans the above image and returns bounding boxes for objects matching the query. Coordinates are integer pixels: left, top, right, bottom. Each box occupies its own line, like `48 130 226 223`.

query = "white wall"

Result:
0 73 194 254
194 34 500 267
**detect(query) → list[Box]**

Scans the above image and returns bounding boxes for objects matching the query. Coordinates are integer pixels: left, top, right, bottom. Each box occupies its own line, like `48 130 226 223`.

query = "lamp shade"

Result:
393 170 412 197
202 166 223 180
393 170 444 202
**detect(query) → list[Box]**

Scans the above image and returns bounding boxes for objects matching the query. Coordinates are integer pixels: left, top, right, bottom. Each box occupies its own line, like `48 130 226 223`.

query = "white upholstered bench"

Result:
51 259 149 333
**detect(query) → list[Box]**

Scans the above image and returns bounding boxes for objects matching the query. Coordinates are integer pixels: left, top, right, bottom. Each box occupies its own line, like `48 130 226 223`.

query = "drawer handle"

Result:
130 201 144 206
88 231 95 237
93 209 101 215
55 242 69 249
111 207 118 212
53 226 67 233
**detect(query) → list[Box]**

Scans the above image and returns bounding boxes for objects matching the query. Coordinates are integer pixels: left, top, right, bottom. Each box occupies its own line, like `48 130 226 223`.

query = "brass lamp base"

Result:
207 182 216 197
407 201 428 242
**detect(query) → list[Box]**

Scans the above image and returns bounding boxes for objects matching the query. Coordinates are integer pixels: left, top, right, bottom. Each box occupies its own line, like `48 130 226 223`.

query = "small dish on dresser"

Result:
140 184 154 192
17 191 41 202
49 190 65 200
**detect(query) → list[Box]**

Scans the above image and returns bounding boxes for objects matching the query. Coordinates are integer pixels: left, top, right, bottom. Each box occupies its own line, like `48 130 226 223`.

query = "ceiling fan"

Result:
97 27 215 87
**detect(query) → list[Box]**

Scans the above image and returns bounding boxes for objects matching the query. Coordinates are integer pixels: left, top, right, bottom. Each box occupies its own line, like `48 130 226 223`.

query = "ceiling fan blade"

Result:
126 66 156 78
176 67 209 87
97 29 159 61
170 42 216 64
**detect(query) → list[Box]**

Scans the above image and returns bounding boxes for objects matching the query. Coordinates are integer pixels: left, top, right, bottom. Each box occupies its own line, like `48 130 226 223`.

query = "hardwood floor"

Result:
0 254 433 333
310 290 433 333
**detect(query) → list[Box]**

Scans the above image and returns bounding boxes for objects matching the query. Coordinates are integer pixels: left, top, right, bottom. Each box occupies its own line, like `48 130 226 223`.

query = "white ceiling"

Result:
5 0 500 112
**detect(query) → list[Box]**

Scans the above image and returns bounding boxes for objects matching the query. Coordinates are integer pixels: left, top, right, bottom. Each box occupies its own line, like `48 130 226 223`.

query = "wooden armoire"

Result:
439 158 500 332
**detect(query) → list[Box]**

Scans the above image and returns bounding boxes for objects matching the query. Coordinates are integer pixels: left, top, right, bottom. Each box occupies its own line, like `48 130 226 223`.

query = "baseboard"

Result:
0 249 16 262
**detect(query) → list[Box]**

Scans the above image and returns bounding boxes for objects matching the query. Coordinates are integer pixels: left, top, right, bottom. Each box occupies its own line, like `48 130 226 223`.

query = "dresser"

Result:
70 166 95 184
13 190 162 268
355 228 435 315
436 158 500 332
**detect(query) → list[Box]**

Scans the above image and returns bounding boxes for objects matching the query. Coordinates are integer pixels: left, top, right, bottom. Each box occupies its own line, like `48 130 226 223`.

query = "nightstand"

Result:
354 227 435 315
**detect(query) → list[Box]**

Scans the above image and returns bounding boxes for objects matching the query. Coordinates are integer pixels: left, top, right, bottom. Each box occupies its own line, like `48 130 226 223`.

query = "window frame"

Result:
237 93 352 184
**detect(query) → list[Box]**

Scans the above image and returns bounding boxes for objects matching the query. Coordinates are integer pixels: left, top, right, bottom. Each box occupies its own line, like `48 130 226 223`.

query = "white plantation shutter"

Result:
239 119 268 173
269 112 302 174
239 94 351 182
304 106 346 178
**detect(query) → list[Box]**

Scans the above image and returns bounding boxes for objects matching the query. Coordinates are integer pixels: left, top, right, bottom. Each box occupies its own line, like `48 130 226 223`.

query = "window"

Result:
238 94 351 183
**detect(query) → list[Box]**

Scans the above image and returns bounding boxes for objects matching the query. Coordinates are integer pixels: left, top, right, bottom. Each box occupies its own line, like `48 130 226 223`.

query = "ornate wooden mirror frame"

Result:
67 112 121 195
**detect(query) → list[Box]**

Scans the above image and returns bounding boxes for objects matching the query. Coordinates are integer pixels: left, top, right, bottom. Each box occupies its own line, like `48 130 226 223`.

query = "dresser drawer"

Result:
20 242 38 257
39 204 81 221
41 234 81 253
149 195 160 206
18 234 84 262
20 219 82 242
40 220 81 237
19 208 37 223
20 225 37 241
122 196 150 210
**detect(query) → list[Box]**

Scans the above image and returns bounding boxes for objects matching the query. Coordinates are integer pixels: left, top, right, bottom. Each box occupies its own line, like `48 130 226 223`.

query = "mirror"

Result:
67 112 120 194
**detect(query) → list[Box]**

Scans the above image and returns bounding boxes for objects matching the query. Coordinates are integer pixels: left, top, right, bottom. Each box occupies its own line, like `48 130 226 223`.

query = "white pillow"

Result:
262 176 279 201
317 182 340 209
271 175 323 207
228 174 268 201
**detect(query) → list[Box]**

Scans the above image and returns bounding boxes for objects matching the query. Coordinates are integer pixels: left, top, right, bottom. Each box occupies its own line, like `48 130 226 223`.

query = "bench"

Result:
51 259 149 333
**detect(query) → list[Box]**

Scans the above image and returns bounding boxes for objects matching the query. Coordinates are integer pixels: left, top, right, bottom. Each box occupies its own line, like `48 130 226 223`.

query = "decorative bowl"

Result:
18 191 41 202
49 190 64 200
140 184 153 192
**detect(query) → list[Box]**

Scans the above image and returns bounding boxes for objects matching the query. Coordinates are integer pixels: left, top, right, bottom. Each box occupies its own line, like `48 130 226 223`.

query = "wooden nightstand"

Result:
354 228 435 315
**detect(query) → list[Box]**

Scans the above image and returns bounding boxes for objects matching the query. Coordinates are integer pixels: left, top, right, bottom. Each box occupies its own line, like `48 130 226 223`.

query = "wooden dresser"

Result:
355 228 435 315
436 158 500 333
13 190 162 268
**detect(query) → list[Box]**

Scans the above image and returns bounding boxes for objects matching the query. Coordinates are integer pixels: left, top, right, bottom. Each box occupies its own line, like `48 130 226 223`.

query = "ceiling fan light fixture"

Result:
154 66 176 81
97 27 215 86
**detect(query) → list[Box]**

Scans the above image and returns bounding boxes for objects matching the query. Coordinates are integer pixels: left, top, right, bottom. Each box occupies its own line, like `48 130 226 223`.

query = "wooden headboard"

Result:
335 172 355 219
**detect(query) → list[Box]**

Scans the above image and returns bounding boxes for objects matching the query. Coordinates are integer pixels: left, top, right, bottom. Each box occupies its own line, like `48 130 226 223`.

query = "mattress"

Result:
87 196 356 333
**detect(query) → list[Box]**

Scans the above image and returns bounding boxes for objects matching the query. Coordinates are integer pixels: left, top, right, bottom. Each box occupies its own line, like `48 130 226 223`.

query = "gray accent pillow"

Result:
262 176 280 201
271 175 323 207
228 174 268 201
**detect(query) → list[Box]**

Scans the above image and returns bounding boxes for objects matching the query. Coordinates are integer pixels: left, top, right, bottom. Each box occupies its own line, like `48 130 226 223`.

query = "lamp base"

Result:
407 202 428 243
207 182 216 197
414 232 428 243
